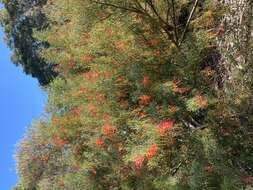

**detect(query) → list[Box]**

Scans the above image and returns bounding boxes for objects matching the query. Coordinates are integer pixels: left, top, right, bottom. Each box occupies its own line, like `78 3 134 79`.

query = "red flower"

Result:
158 119 173 136
72 162 80 172
41 155 49 162
105 28 113 36
75 87 88 96
96 11 107 19
52 135 68 147
81 54 94 63
114 41 127 51
102 123 116 136
139 95 151 105
146 144 158 159
70 107 81 116
168 136 174 145
194 95 208 108
57 178 65 186
172 81 190 94
51 116 60 126
82 32 89 40
142 76 150 87
95 138 104 146
153 50 161 57
83 70 99 80
102 113 111 122
148 38 158 46
87 103 97 117
133 155 145 169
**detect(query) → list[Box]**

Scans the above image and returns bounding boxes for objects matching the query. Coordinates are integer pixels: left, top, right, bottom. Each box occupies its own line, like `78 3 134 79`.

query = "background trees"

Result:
0 0 57 85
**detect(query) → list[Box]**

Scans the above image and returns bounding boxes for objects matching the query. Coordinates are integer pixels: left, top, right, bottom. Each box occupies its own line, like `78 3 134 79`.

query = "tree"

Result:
11 0 253 189
0 0 57 85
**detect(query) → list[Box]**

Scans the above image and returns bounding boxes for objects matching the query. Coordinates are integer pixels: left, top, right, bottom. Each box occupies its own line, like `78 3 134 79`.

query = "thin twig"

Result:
171 0 178 44
179 0 199 46
91 0 144 14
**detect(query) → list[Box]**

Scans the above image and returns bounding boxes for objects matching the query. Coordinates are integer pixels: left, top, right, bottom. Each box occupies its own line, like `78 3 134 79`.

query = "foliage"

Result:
8 0 253 189
0 0 57 85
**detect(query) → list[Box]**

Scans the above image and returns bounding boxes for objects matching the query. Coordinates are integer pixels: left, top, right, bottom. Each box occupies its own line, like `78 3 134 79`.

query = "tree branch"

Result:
91 0 144 14
179 0 199 46
171 0 179 44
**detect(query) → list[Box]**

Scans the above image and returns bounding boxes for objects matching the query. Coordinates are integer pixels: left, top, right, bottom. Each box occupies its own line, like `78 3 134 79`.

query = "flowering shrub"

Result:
12 1 253 189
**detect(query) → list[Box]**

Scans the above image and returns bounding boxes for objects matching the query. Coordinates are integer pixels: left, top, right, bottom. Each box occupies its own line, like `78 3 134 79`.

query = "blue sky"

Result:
0 26 46 189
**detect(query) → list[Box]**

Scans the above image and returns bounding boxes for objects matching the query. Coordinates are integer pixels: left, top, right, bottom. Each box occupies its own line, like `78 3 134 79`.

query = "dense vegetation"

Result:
1 0 253 189
0 0 56 85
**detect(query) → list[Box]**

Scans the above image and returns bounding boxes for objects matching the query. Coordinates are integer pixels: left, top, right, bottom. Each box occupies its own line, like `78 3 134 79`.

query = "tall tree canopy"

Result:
6 0 253 189
0 0 57 85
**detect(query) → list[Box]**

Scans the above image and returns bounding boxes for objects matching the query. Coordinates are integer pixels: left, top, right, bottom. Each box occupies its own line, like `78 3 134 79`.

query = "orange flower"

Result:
102 123 116 136
52 135 68 147
87 103 97 117
95 138 104 146
41 155 49 162
115 41 127 51
133 155 145 169
58 31 65 38
70 107 81 116
139 95 151 105
158 119 173 136
148 38 158 46
146 144 158 159
96 93 105 102
102 113 111 122
172 81 190 94
72 162 80 172
51 116 60 126
96 11 107 19
105 28 113 36
75 87 88 96
81 54 94 63
142 76 150 87
82 32 89 40
153 50 161 57
168 136 174 145
57 178 65 186
138 111 147 118
84 70 98 80
168 105 178 113
194 95 208 108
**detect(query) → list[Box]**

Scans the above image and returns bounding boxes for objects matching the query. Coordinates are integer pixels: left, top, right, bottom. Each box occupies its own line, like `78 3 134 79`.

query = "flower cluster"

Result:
52 135 68 147
194 95 208 108
157 119 173 136
133 155 145 169
142 76 150 87
146 144 158 159
139 95 151 105
95 138 104 146
102 123 116 136
70 107 81 116
81 54 94 63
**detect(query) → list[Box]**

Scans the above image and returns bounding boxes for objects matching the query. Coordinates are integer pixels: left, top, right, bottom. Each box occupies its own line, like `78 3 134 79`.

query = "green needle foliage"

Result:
7 0 253 189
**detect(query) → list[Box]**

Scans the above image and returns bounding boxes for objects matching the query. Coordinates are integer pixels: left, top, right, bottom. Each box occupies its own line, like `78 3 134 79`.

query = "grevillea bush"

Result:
3 0 252 189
